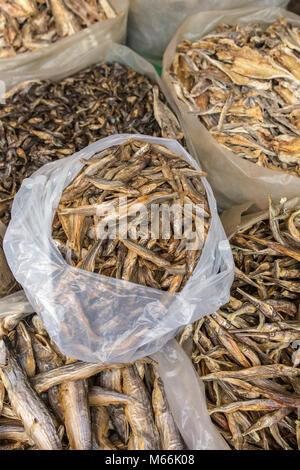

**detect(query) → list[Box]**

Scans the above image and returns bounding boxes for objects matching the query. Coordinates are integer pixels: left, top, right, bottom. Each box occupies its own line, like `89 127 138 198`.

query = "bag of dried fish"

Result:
127 0 288 67
163 6 300 210
0 291 228 450
4 134 233 365
185 196 300 450
0 0 128 79
0 41 184 225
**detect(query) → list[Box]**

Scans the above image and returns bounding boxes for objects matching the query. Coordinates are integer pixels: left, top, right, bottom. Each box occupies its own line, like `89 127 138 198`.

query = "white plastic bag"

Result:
162 6 300 211
4 134 234 364
127 0 288 66
153 340 229 450
0 0 128 91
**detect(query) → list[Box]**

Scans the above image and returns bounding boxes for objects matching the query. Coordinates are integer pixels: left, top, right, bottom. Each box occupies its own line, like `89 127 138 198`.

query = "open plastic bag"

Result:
127 0 288 67
162 6 300 211
0 0 129 92
4 134 234 364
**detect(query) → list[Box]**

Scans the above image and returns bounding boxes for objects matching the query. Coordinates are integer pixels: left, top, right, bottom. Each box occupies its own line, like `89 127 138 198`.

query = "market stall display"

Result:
3 135 233 364
0 1 299 452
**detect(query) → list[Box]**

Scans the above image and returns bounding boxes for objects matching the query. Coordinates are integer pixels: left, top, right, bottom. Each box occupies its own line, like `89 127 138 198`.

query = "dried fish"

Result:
0 0 117 56
0 309 184 450
152 369 185 450
190 198 300 450
53 139 210 291
0 336 62 450
169 17 300 177
0 63 184 224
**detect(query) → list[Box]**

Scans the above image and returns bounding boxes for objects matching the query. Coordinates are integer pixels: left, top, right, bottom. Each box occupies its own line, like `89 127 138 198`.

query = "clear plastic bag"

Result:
0 0 129 91
153 339 229 450
127 0 288 67
162 6 300 211
4 134 234 364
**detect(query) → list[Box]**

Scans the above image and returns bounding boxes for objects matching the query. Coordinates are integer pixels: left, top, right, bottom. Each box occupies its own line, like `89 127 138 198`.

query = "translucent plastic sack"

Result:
0 0 129 92
127 0 288 67
154 340 229 450
4 134 234 364
162 6 300 211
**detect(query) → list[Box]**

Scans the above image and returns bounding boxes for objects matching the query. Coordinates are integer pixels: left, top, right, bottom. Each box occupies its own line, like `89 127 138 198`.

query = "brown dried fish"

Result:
53 139 209 291
0 63 184 225
189 197 300 450
169 18 300 177
0 0 117 56
0 311 184 451
0 336 62 450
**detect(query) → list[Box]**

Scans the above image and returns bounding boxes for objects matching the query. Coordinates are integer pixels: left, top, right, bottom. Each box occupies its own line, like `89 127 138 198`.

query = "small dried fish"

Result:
190 197 300 450
0 312 184 451
59 379 91 450
152 370 185 450
123 365 160 450
53 139 210 291
0 0 117 56
169 18 300 177
0 336 62 450
0 63 184 225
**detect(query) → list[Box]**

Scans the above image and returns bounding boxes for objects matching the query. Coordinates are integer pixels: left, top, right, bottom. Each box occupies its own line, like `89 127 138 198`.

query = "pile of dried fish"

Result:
0 313 185 450
182 197 300 450
0 62 183 225
52 138 209 292
169 17 300 177
0 0 117 57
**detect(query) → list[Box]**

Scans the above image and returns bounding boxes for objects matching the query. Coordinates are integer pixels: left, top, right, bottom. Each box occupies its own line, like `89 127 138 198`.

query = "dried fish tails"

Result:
152 369 185 450
0 336 62 450
123 365 160 450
